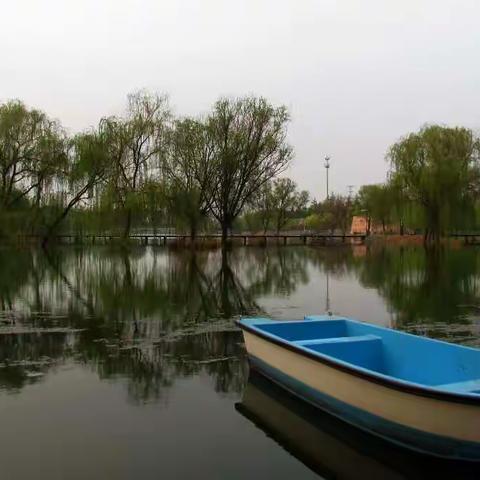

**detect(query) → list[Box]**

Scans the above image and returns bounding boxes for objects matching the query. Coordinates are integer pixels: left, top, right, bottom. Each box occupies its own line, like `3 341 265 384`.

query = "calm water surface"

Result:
0 245 479 479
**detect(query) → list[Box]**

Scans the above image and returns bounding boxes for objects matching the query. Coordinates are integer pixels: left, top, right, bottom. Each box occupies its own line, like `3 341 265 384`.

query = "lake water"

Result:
0 245 479 479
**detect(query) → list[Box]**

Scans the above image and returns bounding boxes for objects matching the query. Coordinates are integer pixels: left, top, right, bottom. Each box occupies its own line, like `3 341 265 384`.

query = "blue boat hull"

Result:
239 316 480 461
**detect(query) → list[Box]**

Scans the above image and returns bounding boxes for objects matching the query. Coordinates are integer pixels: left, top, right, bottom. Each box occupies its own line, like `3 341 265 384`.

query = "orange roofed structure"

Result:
351 216 368 234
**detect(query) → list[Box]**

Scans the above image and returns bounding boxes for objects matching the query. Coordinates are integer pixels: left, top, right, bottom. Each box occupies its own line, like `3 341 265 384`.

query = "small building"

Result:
351 216 368 235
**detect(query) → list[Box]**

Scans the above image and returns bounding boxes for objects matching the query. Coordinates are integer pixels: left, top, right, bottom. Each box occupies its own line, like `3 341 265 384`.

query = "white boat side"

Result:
239 317 480 460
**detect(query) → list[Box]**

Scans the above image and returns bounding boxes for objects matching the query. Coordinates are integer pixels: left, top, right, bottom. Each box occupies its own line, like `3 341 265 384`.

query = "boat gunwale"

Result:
237 318 480 406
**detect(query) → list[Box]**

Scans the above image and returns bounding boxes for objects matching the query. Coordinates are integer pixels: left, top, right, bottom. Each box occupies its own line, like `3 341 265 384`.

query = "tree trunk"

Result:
425 208 441 247
123 208 132 239
42 185 90 247
221 222 229 245
262 213 269 234
42 205 74 247
276 214 282 236
190 221 197 244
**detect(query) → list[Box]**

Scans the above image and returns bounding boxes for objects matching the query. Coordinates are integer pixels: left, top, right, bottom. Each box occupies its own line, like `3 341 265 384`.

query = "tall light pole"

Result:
324 156 330 200
347 185 354 199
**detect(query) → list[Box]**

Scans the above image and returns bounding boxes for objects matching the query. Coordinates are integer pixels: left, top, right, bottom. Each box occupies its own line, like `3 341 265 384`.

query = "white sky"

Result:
1 0 479 199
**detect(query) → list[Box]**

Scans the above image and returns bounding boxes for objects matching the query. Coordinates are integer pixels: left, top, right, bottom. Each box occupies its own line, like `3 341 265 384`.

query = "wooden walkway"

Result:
449 233 480 245
23 233 367 246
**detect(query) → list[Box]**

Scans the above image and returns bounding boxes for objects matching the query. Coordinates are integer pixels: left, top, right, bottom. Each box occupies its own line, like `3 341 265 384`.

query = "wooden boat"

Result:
237 315 480 461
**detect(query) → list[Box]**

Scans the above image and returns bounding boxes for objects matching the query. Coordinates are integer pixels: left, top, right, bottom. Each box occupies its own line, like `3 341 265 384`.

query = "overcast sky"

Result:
1 0 479 198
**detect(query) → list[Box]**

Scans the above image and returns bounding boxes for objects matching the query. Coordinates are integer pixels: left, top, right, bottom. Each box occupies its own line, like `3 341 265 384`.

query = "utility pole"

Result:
347 185 354 199
324 156 330 200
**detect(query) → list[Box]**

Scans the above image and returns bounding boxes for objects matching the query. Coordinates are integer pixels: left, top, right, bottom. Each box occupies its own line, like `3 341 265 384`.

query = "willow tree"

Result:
388 125 480 244
357 184 395 234
164 118 215 240
207 96 292 243
270 178 309 233
104 91 171 238
249 178 309 234
42 125 112 245
0 100 66 211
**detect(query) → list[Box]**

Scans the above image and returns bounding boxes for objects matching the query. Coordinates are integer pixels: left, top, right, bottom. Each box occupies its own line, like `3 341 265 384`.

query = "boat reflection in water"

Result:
236 373 479 480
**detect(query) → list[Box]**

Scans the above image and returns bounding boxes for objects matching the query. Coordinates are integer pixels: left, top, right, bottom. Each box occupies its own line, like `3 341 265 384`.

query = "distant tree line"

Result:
242 178 310 234
356 125 480 244
1 93 479 246
0 91 292 245
299 125 480 246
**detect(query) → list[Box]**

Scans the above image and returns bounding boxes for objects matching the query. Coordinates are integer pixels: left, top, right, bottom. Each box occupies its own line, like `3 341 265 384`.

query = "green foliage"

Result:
305 213 323 231
270 178 309 233
309 194 353 233
388 125 480 242
357 184 396 232
207 96 293 238
0 101 68 239
247 181 275 233
102 91 171 237
248 178 309 233
0 94 294 242
41 127 115 241
3 95 480 246
163 118 215 238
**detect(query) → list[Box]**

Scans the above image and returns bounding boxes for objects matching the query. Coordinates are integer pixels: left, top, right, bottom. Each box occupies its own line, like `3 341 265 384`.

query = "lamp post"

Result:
324 156 330 200
347 185 354 199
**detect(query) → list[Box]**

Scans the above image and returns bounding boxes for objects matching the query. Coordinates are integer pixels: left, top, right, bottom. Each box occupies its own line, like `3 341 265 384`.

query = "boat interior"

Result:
252 318 480 395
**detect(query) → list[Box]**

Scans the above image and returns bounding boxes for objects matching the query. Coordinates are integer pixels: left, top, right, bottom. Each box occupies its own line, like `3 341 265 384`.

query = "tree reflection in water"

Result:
0 246 311 402
0 245 479 402
356 246 480 342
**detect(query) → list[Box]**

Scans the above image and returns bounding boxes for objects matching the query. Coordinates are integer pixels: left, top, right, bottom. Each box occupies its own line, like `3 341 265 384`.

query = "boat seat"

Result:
294 334 381 346
435 378 480 393
295 334 384 372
